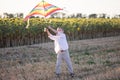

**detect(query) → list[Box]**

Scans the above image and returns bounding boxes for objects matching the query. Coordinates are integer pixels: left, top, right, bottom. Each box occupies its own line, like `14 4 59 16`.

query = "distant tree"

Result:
66 13 87 18
3 13 14 18
107 16 110 19
114 14 120 18
30 16 35 18
89 14 97 18
19 13 24 18
15 13 23 18
50 13 58 18
3 13 9 18
82 14 87 18
76 13 82 18
50 12 66 18
51 14 55 18
36 16 40 18
118 15 120 18
8 14 14 18
99 13 106 18
70 14 76 18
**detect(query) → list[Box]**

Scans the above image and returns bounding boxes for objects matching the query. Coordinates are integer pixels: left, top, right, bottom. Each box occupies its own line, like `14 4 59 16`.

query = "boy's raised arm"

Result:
48 26 57 34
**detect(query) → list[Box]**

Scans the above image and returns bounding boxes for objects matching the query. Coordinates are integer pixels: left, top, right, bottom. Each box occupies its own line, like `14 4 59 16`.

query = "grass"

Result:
0 36 120 80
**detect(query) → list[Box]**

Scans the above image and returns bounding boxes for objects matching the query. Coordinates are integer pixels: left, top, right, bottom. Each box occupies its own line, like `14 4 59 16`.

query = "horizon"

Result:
0 0 120 17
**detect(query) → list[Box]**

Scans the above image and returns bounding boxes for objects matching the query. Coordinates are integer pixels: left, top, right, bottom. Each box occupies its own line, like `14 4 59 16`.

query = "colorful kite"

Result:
24 0 63 21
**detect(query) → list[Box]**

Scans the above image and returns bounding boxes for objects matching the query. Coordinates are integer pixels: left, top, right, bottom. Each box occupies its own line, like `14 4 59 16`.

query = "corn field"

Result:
0 18 120 48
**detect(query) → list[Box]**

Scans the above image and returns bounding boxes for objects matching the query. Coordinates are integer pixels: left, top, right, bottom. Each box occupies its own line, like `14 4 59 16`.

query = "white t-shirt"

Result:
48 32 68 53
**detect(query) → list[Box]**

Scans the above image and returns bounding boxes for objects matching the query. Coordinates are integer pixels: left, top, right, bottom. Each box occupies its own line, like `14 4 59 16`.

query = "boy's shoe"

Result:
56 73 60 78
70 73 74 78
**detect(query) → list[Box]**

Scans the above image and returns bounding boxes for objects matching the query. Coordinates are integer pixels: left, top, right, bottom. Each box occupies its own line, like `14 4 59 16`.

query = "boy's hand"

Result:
44 28 47 32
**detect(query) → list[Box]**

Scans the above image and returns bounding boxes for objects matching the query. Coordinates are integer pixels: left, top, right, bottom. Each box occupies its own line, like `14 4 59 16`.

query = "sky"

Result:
0 0 120 17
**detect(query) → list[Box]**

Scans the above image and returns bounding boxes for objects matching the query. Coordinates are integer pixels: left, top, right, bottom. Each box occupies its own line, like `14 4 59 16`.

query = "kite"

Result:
24 0 63 21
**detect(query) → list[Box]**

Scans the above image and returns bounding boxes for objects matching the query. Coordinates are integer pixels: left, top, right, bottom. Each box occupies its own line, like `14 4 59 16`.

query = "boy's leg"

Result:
63 50 73 74
56 53 62 74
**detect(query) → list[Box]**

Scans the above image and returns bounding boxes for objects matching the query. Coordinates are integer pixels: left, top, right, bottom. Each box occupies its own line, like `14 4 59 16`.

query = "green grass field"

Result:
0 36 120 80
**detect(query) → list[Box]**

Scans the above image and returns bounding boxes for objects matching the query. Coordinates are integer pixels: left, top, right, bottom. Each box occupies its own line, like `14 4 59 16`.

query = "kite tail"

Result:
25 18 30 28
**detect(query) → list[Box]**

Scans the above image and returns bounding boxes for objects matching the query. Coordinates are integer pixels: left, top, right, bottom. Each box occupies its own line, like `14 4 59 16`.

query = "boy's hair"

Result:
57 27 64 32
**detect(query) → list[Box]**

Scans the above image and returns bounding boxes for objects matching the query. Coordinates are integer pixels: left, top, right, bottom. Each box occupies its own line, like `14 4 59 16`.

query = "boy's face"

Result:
57 27 63 32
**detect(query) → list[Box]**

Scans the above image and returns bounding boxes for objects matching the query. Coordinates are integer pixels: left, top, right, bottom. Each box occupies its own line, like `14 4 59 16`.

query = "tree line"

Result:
1 12 120 19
